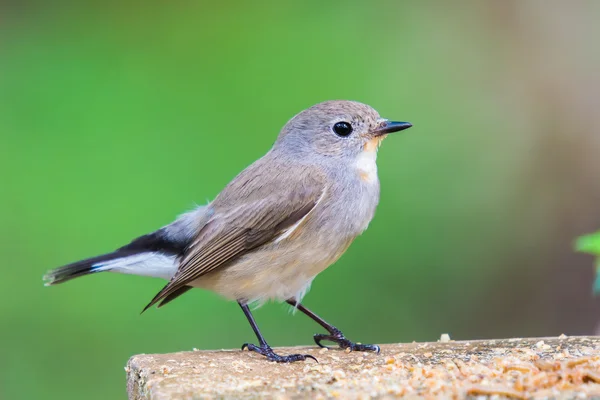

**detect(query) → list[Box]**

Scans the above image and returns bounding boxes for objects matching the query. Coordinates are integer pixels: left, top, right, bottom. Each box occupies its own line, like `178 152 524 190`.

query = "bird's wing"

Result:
143 176 326 310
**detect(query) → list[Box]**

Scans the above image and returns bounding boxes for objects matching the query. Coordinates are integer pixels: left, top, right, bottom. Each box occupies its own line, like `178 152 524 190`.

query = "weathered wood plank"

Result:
126 336 600 399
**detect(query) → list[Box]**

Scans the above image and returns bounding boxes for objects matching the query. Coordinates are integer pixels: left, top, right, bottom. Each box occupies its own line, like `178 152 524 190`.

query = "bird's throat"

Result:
356 137 382 183
363 136 385 152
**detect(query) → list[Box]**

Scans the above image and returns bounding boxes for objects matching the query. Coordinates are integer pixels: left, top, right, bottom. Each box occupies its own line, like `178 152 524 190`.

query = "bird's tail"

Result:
43 251 130 285
43 229 183 286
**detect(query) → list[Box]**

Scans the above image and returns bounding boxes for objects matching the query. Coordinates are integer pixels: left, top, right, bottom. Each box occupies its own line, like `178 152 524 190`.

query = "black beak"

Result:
372 121 412 136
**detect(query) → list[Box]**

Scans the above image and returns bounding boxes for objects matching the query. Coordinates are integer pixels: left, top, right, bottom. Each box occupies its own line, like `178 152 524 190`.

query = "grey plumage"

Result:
43 100 412 361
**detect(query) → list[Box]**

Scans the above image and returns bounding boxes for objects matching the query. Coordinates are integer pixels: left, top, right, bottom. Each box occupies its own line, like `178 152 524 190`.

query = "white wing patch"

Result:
274 188 327 243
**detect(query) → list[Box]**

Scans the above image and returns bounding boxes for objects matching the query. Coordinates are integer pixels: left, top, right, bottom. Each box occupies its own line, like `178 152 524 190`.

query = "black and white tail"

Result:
43 229 183 286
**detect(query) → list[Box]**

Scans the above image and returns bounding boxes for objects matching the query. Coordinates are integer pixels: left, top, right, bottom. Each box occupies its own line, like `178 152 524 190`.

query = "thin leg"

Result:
239 301 317 363
287 299 380 353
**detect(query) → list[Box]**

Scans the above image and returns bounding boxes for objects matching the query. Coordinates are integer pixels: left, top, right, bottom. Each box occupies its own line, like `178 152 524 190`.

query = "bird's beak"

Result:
372 121 412 137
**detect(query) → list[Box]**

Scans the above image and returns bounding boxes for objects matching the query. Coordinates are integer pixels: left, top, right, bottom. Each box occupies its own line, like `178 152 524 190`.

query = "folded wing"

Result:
143 177 326 311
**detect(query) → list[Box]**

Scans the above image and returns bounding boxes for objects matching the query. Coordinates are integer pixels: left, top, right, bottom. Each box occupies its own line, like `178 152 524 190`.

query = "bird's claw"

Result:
313 332 380 353
242 343 318 363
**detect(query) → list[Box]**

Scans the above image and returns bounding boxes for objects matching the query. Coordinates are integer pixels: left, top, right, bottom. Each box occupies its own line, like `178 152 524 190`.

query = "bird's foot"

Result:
313 328 380 353
241 343 318 363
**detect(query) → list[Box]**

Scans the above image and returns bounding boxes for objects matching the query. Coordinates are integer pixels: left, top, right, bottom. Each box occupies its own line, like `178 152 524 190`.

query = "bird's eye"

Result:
332 121 353 137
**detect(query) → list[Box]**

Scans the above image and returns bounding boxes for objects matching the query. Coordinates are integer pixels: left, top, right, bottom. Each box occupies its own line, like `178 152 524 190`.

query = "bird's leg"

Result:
286 299 380 353
239 301 317 363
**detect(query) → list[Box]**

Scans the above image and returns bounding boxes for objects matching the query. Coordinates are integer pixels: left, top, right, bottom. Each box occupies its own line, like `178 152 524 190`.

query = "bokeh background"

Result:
2 1 600 399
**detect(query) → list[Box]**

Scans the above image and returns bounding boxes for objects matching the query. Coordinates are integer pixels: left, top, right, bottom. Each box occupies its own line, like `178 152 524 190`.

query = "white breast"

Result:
355 149 378 183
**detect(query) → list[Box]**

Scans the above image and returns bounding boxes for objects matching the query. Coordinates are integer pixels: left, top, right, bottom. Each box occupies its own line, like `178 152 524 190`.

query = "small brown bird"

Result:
44 100 412 362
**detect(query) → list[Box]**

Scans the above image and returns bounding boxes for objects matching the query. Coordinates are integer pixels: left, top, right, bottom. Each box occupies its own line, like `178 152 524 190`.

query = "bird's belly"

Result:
189 238 351 304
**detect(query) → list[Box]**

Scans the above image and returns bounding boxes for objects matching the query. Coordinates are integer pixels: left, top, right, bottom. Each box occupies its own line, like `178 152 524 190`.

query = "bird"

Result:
43 100 412 363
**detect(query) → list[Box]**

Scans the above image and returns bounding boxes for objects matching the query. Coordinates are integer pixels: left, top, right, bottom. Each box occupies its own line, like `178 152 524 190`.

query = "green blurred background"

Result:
2 1 600 399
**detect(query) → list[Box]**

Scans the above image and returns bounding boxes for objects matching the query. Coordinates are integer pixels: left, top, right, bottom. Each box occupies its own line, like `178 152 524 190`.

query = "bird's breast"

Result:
355 138 381 184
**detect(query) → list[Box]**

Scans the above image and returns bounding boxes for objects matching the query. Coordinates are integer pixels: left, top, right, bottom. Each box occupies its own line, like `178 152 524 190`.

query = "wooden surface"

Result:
126 336 600 399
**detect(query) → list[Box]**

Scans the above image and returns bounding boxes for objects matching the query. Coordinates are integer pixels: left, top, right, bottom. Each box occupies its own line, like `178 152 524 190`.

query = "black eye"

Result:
332 121 353 137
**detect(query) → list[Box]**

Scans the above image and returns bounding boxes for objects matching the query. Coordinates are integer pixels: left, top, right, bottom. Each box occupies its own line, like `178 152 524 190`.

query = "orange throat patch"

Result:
357 136 384 182
363 135 385 152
